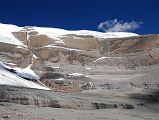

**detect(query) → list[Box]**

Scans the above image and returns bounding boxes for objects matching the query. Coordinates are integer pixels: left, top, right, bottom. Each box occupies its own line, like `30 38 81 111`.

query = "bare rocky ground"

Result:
0 65 159 120
0 102 159 120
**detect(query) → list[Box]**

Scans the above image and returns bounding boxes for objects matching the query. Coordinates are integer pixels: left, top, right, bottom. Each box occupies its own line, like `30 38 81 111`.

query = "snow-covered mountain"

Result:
0 23 139 90
0 23 138 46
1 23 159 120
0 23 159 91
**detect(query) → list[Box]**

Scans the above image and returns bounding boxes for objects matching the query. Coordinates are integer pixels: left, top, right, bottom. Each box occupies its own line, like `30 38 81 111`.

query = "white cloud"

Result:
98 19 143 32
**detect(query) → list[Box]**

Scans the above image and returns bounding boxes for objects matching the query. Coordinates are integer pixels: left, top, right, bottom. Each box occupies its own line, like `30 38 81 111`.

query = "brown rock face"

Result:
1 28 159 74
62 34 101 50
3 27 158 69
101 35 159 54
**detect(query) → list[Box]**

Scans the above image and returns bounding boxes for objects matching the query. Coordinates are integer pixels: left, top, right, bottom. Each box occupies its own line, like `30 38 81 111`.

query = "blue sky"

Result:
0 0 158 34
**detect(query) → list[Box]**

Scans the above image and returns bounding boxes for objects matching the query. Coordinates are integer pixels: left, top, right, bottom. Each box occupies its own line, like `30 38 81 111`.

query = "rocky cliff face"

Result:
0 24 159 90
1 26 158 68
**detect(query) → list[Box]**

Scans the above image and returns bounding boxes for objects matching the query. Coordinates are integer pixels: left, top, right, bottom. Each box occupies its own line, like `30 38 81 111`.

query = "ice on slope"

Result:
68 73 94 79
0 23 23 45
0 62 49 90
92 56 123 63
43 45 82 51
14 64 40 80
0 62 39 80
33 27 139 40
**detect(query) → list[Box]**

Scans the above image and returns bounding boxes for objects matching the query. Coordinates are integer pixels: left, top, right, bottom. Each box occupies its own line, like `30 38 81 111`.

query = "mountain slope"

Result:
0 23 159 91
0 23 159 120
0 23 140 90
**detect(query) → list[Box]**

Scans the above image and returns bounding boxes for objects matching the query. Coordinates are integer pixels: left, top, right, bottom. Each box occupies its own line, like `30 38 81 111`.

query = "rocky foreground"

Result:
0 24 159 120
0 64 159 120
0 71 159 120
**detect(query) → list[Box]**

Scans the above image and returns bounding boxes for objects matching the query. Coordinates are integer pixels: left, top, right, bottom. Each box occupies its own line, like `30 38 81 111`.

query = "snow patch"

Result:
44 45 82 51
55 78 64 80
68 73 94 79
0 62 49 90
14 64 40 80
52 66 59 69
0 23 23 45
86 67 91 70
4 62 16 66
93 56 122 62
33 54 38 59
93 57 109 62
33 26 139 40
